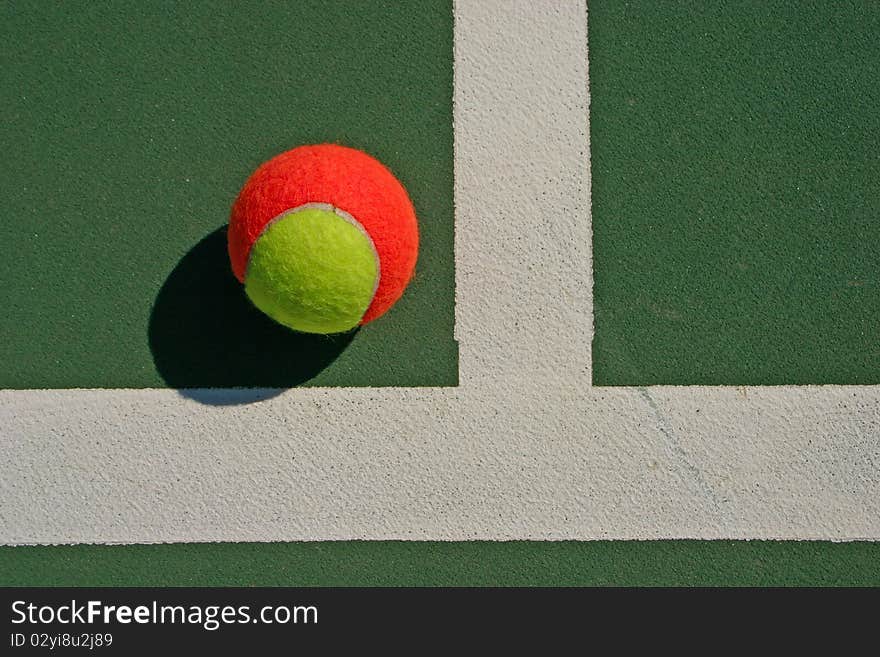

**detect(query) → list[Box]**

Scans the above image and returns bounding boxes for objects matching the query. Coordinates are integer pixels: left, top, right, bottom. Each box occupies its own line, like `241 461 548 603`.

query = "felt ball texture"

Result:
245 206 380 335
229 144 418 326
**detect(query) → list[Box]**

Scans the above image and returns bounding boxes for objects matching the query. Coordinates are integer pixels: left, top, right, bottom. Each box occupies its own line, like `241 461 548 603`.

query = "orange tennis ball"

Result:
228 144 419 333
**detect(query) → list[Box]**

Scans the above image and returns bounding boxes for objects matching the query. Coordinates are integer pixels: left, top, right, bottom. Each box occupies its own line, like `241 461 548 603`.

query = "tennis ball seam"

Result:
244 202 381 326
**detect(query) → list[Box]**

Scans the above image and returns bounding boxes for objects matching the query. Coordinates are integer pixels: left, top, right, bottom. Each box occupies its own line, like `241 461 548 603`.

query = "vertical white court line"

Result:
454 0 593 386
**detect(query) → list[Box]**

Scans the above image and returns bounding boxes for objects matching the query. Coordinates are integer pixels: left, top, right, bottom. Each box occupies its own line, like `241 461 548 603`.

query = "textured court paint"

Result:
590 0 880 385
2 385 879 543
0 0 878 579
0 0 456 388
245 207 379 334
2 542 879 587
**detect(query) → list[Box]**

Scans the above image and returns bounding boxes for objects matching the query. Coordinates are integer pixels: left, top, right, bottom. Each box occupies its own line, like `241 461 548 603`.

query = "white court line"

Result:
1 0 878 545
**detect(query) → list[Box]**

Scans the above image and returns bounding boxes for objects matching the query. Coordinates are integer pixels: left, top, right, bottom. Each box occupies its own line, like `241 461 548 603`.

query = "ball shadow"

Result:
149 227 357 404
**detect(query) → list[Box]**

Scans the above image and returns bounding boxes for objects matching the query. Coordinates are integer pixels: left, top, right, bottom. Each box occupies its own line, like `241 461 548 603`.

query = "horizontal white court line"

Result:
2 385 878 543
1 0 878 544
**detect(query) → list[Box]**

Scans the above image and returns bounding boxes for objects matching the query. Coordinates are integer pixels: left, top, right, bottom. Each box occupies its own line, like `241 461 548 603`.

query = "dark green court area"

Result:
0 0 457 390
1 541 878 587
590 1 880 385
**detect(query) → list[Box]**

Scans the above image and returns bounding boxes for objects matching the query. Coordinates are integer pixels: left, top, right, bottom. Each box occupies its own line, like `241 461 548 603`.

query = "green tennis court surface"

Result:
1 1 878 587
0 0 456 389
591 0 880 385
1 541 878 587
